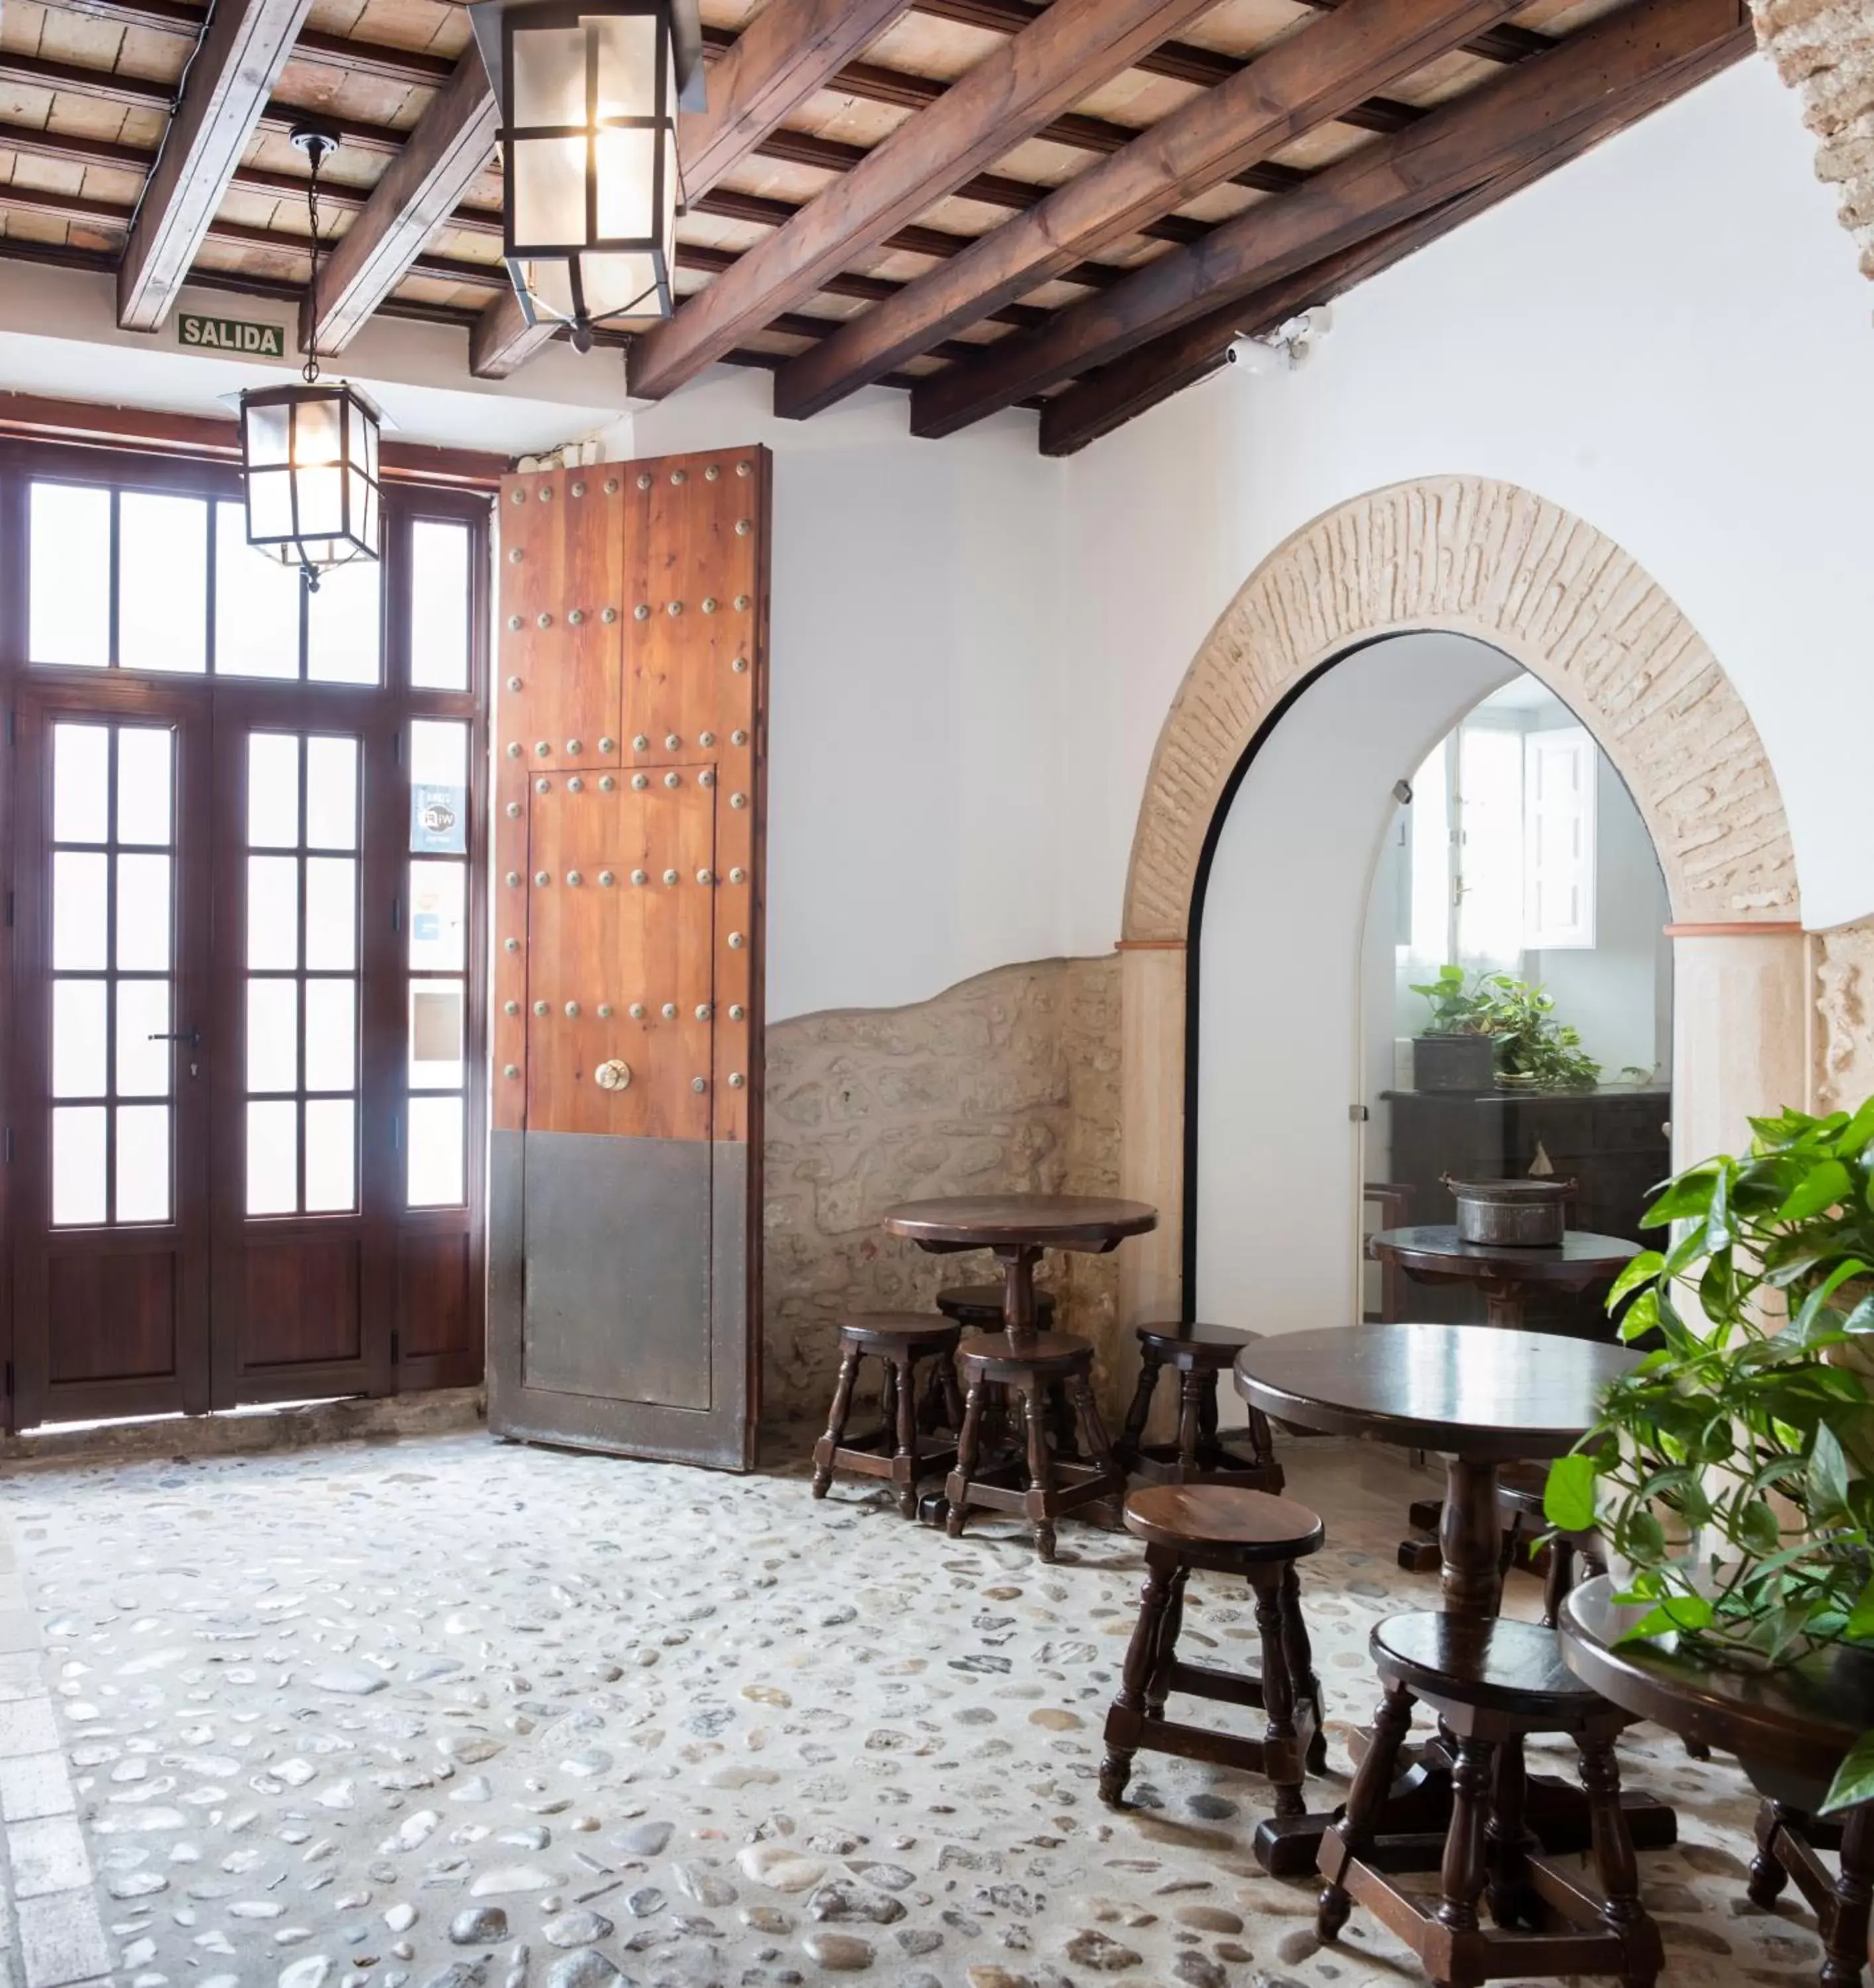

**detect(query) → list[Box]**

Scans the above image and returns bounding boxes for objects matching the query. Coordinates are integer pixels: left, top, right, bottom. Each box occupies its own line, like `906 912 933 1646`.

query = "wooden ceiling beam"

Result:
468 289 559 378
626 0 1235 400
299 49 498 353
775 0 1525 417
0 180 506 288
44 0 459 83
911 0 1551 78
910 0 1751 436
115 0 316 328
1038 183 1524 453
681 0 914 199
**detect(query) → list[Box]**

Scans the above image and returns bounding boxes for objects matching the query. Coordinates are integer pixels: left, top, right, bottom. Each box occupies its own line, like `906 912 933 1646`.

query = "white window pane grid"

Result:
243 731 362 1217
48 722 178 1228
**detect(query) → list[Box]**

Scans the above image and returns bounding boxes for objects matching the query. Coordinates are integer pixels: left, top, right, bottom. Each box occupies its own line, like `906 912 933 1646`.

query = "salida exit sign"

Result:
178 312 286 358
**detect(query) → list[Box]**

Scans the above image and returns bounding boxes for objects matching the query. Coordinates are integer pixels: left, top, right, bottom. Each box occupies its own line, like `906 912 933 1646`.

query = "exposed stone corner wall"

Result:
761 955 1123 1423
1814 918 1874 1109
1752 0 1874 285
1124 478 1799 942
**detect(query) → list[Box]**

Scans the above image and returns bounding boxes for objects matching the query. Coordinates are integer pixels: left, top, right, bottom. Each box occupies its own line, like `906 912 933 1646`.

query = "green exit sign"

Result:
178 312 286 358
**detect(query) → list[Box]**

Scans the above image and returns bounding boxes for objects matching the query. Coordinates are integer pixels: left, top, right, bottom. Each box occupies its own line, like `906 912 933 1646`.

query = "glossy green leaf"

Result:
1544 1453 1598 1533
1606 1250 1665 1310
1777 1160 1853 1224
1820 1728 1874 1816
1737 1500 1781 1554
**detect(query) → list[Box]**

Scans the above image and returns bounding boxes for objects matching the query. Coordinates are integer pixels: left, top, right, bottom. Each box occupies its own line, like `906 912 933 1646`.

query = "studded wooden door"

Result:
486 449 767 1468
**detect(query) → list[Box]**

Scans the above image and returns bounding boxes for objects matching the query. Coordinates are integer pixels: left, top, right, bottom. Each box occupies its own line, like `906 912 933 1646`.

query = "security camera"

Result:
1225 304 1335 374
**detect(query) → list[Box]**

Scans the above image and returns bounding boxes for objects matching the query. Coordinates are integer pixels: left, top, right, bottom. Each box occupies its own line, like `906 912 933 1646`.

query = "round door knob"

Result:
594 1059 632 1092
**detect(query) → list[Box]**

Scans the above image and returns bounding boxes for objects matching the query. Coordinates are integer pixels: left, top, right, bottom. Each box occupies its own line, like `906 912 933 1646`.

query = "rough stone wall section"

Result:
1125 478 1799 943
1753 0 1874 282
1815 920 1874 1110
761 956 1123 1421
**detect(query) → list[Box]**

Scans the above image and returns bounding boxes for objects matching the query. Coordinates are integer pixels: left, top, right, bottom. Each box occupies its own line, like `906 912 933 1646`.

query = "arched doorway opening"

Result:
1191 632 1675 1343
1112 477 1806 1371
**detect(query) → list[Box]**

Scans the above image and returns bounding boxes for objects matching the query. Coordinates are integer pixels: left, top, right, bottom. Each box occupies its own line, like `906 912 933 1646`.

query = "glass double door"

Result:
11 677 427 1427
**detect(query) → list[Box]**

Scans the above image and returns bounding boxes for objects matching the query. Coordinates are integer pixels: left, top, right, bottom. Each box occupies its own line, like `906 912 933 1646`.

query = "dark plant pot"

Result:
1415 1032 1496 1093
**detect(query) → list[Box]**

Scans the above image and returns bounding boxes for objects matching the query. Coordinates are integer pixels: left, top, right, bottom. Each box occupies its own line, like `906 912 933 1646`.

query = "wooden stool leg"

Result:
890 1351 920 1519
811 1347 861 1497
1119 1347 1162 1466
1252 1569 1305 1818
1748 1799 1793 1908
1174 1369 1205 1482
1101 1544 1182 1806
1485 1733 1534 1928
1143 1562 1189 1720
1319 1677 1414 1940
1541 1534 1578 1631
918 1353 946 1435
878 1358 898 1435
1435 1734 1498 1942
938 1354 965 1435
1245 1400 1279 1475
1019 1379 1060 1563
1580 1731 1657 1988
1279 1562 1328 1776
1823 1805 1874 1988
944 1378 987 1538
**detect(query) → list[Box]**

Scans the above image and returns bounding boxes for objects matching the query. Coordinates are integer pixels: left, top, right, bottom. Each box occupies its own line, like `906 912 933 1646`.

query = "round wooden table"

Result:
1233 1323 1667 1872
1562 1575 1874 1988
883 1193 1158 1342
1367 1225 1641 1330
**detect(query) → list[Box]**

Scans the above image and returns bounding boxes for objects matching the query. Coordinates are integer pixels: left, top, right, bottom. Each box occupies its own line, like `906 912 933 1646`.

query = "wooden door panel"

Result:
500 470 624 776
525 779 716 1140
488 446 769 1469
9 685 213 1428
46 1248 178 1385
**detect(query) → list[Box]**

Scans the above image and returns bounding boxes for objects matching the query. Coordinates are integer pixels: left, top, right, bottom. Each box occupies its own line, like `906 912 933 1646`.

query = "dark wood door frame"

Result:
0 438 492 1433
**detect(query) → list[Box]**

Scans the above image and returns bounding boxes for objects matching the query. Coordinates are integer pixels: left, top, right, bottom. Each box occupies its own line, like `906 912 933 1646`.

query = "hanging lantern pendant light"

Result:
470 0 704 349
237 123 384 591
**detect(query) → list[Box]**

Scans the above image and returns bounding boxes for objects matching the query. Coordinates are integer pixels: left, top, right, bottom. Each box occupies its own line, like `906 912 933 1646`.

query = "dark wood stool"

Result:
946 1331 1125 1561
923 1283 1060 1437
1318 1612 1662 1988
1100 1485 1327 1816
812 1314 964 1519
1119 1322 1282 1490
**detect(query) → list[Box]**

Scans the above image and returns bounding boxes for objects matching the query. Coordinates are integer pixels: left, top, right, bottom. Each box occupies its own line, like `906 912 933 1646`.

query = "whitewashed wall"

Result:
1059 57 1874 948
1194 634 1514 1334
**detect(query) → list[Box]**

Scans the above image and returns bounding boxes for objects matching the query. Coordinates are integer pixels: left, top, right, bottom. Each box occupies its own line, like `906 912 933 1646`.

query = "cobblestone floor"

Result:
0 1425 1832 1988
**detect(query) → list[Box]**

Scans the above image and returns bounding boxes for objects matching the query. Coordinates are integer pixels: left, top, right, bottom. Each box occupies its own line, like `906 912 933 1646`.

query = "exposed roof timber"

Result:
628 0 1233 398
468 290 559 378
0 48 1235 243
0 115 1060 339
912 0 1553 72
301 49 499 354
33 0 1349 202
773 0 1526 417
114 0 315 329
0 180 506 288
680 0 916 199
1039 184 1517 452
910 0 1752 435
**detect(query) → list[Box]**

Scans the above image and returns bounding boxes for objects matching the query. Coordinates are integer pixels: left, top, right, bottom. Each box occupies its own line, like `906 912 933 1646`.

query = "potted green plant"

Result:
1544 1097 1874 1811
1470 973 1602 1091
1408 966 1604 1094
1408 965 1497 1092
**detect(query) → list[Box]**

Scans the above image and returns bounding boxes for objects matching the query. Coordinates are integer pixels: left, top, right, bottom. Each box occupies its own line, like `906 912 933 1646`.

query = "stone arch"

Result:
1111 476 1809 1345
1123 476 1797 942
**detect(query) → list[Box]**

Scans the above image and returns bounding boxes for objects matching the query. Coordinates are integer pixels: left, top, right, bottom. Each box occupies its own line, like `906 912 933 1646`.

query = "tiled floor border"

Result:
0 1508 112 1988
